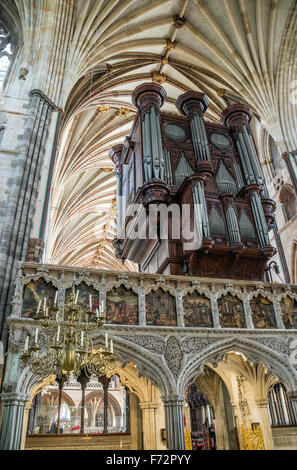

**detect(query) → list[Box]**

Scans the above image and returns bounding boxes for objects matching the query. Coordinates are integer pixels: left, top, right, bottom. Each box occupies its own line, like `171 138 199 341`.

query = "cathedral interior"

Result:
0 0 297 451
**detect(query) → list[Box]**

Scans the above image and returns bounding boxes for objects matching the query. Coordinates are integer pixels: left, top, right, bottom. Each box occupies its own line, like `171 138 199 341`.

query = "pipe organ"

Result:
110 83 276 281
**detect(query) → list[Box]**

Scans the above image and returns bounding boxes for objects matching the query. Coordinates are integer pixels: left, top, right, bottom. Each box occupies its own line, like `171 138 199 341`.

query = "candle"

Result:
110 340 113 354
44 297 47 311
45 307 48 317
54 291 58 306
75 290 79 304
81 331 84 347
89 294 92 309
37 300 42 314
24 336 29 353
96 309 99 318
35 328 39 344
57 325 60 342
105 332 108 349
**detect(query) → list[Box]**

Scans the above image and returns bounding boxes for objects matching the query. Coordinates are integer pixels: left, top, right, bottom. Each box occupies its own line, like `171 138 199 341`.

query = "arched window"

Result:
0 21 12 90
268 383 296 426
279 184 297 223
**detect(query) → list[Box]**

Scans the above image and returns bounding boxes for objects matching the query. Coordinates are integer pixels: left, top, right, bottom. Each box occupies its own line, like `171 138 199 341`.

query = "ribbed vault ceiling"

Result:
3 0 296 270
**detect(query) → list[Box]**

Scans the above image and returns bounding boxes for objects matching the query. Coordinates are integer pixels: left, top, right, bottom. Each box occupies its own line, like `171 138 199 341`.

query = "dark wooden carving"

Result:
110 83 276 281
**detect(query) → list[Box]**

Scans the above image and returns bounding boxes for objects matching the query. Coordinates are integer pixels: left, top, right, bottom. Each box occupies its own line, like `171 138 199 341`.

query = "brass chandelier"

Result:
21 288 117 379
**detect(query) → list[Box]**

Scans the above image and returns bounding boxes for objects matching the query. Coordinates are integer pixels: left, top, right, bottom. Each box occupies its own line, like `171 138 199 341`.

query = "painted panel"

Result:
22 279 57 318
250 296 277 329
106 285 138 325
65 282 100 312
183 293 213 327
218 294 246 328
146 288 177 326
280 297 297 329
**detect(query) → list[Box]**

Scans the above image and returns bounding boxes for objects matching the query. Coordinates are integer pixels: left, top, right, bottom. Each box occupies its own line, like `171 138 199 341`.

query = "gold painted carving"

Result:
152 71 167 85
98 106 110 113
117 108 130 117
166 40 176 51
173 15 185 28
241 424 265 450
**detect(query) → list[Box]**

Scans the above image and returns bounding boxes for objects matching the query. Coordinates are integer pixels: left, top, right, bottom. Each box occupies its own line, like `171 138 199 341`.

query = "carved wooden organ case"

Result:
109 83 276 281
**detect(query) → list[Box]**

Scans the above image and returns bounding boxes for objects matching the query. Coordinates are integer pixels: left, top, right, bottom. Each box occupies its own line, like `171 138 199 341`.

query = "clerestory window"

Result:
0 21 12 90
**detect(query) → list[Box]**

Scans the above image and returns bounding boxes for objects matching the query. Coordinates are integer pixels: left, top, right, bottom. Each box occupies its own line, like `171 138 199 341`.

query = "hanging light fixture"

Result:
20 288 117 379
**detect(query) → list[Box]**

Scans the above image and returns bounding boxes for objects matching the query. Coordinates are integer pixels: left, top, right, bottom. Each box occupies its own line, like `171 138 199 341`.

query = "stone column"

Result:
256 399 274 450
162 395 185 450
0 90 56 346
132 83 167 182
98 376 111 434
176 285 184 327
56 374 67 434
109 144 124 238
139 402 159 450
213 403 231 450
0 393 29 450
210 287 220 328
282 151 297 195
139 279 146 326
242 297 254 329
77 371 88 434
272 296 285 329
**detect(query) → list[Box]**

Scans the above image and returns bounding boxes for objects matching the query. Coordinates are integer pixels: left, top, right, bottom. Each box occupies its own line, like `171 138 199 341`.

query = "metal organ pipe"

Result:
155 112 165 180
238 133 255 184
233 162 244 191
190 114 210 162
193 182 210 238
142 112 152 180
243 126 263 184
226 205 241 244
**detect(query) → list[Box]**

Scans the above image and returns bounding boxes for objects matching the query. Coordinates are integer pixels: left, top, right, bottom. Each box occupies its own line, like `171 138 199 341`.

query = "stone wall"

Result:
272 426 297 450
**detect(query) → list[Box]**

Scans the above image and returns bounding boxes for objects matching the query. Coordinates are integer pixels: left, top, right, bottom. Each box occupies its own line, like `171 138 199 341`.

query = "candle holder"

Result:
20 287 116 379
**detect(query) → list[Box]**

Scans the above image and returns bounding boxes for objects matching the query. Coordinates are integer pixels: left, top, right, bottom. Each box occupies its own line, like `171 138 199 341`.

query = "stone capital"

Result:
161 394 185 407
29 89 57 110
139 402 160 411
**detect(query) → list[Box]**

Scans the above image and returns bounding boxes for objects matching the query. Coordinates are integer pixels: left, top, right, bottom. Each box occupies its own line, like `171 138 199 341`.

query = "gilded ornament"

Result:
173 15 186 28
166 40 176 51
98 106 110 113
117 107 130 117
241 424 265 450
152 71 167 85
